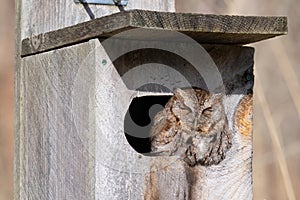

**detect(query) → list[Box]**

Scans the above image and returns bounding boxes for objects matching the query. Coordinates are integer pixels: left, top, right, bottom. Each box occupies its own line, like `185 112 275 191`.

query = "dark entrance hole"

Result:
124 95 172 154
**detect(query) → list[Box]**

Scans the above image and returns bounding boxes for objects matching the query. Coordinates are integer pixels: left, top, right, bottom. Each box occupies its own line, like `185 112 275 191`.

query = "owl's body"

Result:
150 88 232 166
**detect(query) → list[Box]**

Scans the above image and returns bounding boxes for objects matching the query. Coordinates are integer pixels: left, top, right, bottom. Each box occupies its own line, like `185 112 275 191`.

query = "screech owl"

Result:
150 88 232 166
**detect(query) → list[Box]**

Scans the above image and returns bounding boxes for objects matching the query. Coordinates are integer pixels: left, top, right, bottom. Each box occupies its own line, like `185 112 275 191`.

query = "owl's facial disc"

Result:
149 88 231 166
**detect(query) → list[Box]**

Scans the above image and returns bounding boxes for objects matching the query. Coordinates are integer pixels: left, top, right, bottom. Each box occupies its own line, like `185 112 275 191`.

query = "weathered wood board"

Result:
21 10 287 57
19 1 175 39
18 41 98 200
15 0 175 199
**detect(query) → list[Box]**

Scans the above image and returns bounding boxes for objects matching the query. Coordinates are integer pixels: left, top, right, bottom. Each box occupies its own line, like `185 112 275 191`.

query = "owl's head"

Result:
171 88 225 132
150 88 231 166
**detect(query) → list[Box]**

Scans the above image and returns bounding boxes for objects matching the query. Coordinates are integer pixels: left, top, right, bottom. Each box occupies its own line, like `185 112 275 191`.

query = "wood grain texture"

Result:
15 0 175 199
14 0 22 198
21 9 287 56
20 1 175 39
18 40 98 200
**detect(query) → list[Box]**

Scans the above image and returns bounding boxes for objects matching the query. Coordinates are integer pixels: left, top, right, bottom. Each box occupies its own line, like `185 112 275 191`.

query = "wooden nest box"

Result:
16 5 287 200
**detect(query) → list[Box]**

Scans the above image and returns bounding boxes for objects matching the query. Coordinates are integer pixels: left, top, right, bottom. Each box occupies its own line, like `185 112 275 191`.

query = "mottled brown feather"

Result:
234 94 253 137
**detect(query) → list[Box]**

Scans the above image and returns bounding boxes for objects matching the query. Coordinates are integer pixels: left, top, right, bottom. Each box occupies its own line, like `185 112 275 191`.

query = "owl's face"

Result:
150 88 231 166
171 88 225 134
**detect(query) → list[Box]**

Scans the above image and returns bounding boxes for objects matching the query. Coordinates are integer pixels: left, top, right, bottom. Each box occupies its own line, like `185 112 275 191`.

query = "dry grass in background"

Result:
0 0 298 199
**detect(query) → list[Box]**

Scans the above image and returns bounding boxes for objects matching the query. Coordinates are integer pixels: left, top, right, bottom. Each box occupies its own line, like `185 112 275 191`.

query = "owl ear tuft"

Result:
174 88 198 110
212 93 224 102
173 88 186 97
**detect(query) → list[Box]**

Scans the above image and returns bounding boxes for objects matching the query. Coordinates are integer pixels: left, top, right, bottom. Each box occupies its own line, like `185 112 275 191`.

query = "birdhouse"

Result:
16 3 287 199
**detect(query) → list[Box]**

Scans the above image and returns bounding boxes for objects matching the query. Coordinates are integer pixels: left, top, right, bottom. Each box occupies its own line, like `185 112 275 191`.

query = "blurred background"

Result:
0 0 298 199
0 0 14 199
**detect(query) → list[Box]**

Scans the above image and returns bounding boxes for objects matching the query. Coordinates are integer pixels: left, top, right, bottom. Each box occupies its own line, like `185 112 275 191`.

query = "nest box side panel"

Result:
17 40 98 200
